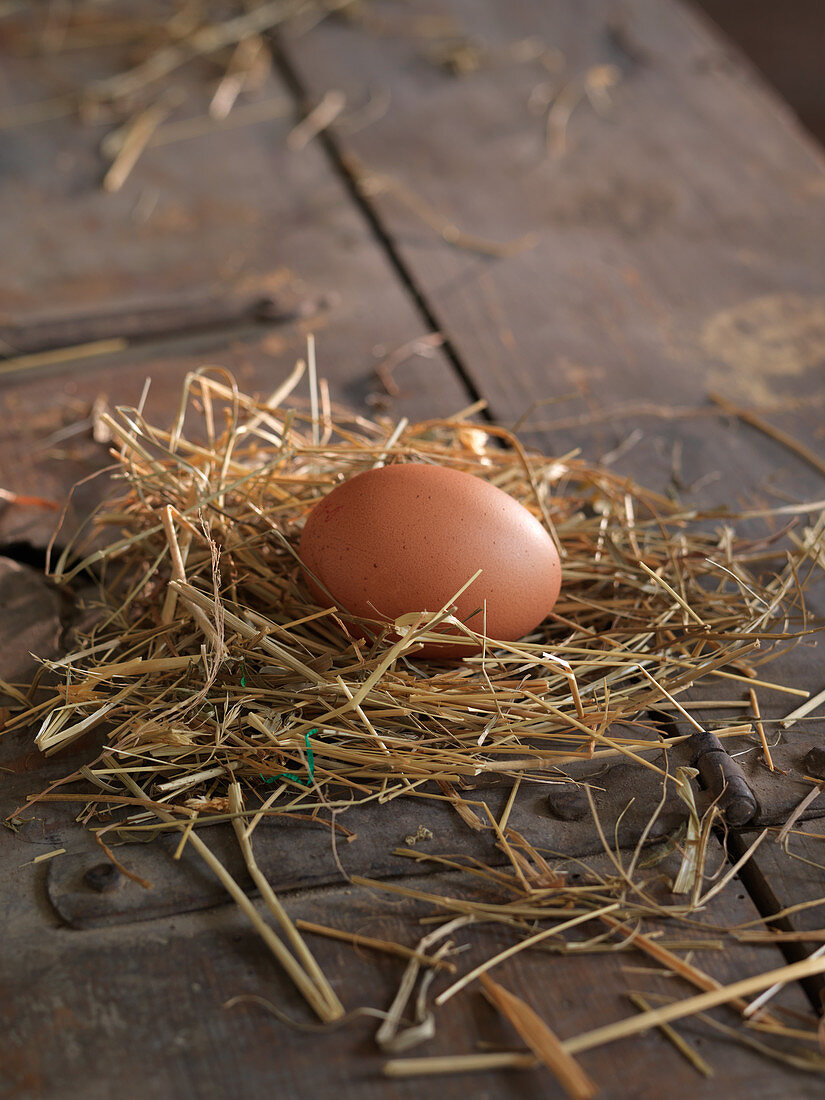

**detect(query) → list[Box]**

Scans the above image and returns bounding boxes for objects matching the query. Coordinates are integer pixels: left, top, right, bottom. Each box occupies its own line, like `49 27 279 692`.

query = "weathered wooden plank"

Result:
0 8 472 548
732 815 825 1005
0 557 64 690
0 324 466 549
0 9 417 329
2 837 821 1099
3 6 825 1095
281 0 825 498
4 687 822 1096
25 725 825 933
38 764 687 928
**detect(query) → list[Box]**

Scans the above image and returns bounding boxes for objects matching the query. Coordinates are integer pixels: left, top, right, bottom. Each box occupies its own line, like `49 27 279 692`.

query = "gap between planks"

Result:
268 31 488 420
724 827 825 1014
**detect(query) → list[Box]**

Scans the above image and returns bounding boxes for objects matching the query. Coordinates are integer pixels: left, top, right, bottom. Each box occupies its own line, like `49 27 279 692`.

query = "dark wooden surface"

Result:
283 0 825 499
3 843 821 1100
0 14 467 547
3 1 825 1096
737 816 825 970
696 0 825 144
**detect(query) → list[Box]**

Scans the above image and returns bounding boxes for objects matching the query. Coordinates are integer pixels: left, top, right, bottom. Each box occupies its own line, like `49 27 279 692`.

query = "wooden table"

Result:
3 2 825 1097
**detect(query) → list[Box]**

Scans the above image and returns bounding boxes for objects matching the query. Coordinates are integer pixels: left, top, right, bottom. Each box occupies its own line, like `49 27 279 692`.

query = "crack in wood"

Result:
0 292 329 362
269 32 489 420
724 827 825 1014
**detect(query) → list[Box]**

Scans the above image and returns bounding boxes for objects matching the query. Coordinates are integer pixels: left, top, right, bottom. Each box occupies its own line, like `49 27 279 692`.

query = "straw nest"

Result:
10 361 825 1077
28 364 818 785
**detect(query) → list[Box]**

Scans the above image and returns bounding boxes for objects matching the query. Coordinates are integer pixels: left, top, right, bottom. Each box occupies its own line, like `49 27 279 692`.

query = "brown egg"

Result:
299 463 561 658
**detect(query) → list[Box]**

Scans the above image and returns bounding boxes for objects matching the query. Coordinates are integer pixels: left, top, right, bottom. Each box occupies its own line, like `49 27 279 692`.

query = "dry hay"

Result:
27 365 820 779
7 361 825 1085
5 0 825 1088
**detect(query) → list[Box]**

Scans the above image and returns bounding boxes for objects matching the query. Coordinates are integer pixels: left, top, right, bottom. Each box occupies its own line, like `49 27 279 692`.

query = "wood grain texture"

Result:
3 2 825 1095
0 9 471 548
0 13 425 333
0 323 467 549
734 816 825 979
2 836 821 1100
282 0 825 502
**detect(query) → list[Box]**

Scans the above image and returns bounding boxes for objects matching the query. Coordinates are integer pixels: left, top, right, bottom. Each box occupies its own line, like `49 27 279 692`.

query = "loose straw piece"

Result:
25 848 66 865
436 903 620 1006
481 974 598 1100
209 35 267 120
564 954 825 1055
384 1052 538 1077
388 961 811 1077
160 505 193 625
377 917 469 1053
782 685 825 729
120 775 341 1023
287 90 346 151
306 333 320 447
228 783 343 1020
295 920 456 972
600 915 771 1019
775 784 825 846
635 665 704 732
102 93 178 192
627 993 714 1078
0 338 127 377
743 945 825 1019
737 929 825 944
748 688 774 771
0 489 59 509
639 561 705 627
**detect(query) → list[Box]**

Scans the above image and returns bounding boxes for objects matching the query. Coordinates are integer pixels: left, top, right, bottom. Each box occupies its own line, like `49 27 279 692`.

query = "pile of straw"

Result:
28 363 821 780
10 359 825 1087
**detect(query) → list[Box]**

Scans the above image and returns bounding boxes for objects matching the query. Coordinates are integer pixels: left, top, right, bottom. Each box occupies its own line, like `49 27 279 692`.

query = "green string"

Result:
260 729 317 786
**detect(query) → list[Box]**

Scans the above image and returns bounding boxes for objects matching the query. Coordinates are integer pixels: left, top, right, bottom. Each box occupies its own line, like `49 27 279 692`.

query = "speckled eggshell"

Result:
299 463 562 658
